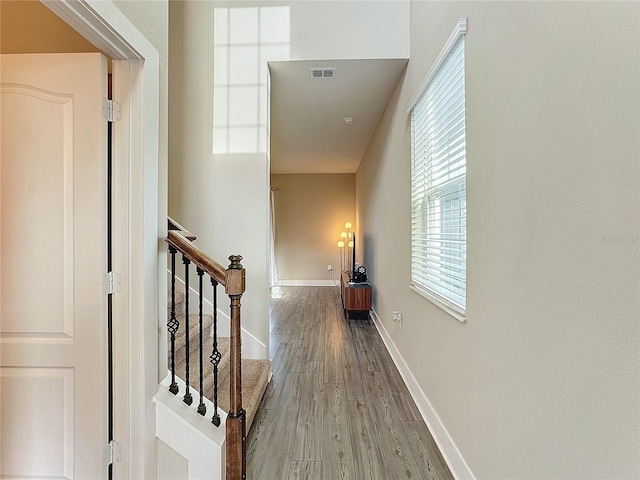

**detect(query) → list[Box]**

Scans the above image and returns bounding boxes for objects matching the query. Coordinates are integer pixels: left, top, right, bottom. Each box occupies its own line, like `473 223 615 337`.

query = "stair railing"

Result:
166 220 246 480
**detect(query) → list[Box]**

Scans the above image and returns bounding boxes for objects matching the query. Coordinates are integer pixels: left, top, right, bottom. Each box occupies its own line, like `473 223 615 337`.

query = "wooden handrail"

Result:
168 216 197 241
165 225 246 479
167 230 227 286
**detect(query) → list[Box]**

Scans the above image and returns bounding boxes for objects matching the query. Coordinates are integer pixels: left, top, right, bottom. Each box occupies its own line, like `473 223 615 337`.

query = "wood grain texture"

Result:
290 461 323 480
363 371 421 479
166 230 226 284
341 272 372 313
351 322 381 372
252 373 303 480
323 383 355 480
342 336 368 402
245 406 274 480
348 401 388 479
402 421 454 480
247 286 453 480
293 366 324 461
324 329 344 384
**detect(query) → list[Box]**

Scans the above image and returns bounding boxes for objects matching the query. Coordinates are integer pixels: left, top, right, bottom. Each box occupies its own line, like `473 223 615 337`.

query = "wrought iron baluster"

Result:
183 255 193 406
197 267 206 416
168 245 179 395
210 277 221 426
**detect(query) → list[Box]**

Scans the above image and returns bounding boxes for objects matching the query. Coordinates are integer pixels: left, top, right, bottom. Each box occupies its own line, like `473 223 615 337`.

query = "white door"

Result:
0 53 109 479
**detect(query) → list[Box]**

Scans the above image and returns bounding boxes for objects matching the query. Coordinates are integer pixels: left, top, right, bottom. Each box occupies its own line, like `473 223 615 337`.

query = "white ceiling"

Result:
269 58 408 174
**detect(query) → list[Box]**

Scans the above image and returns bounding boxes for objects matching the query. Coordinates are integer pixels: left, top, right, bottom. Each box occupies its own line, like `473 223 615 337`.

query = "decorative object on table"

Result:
353 264 367 283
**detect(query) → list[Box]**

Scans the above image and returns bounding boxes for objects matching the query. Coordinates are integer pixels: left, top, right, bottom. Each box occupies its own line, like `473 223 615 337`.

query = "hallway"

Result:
246 286 453 479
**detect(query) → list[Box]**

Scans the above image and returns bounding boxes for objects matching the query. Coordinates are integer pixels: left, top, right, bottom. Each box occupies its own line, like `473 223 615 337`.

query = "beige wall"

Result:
289 0 408 60
168 0 214 224
357 1 640 478
271 174 355 281
0 1 99 53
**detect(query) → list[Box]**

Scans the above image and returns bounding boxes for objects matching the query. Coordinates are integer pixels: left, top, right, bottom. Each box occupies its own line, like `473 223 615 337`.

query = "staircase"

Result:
170 290 271 430
161 219 271 479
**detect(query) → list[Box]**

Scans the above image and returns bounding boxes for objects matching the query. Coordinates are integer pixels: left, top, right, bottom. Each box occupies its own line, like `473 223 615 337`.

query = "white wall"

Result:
289 0 409 60
357 1 640 478
158 439 188 480
209 152 270 355
211 0 409 61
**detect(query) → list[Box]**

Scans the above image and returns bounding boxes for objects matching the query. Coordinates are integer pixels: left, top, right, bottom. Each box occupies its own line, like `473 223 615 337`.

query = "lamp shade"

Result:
348 241 354 248
337 241 345 248
340 231 347 239
345 222 352 229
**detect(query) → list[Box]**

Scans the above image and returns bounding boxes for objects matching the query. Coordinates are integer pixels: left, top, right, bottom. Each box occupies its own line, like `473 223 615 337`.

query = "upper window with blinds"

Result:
409 20 467 321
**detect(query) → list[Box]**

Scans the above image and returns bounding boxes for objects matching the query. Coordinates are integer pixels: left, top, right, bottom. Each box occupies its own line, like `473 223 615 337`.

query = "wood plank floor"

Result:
247 286 453 480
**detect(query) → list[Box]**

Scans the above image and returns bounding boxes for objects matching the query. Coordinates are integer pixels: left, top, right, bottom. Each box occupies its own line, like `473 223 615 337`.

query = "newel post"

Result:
225 255 246 480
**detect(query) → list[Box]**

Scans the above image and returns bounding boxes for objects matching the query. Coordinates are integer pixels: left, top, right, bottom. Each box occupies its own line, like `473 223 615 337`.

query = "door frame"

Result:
42 1 163 479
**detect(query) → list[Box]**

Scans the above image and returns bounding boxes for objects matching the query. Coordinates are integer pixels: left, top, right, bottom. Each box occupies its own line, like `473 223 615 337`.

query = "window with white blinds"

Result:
410 25 466 320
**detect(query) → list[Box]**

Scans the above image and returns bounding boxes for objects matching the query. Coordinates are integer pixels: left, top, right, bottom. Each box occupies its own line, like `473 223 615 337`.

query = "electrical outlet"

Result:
393 311 403 328
327 264 333 271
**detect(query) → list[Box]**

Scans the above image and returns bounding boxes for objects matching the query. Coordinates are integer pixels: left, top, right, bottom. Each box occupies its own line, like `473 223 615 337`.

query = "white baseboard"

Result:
370 308 475 480
277 280 337 287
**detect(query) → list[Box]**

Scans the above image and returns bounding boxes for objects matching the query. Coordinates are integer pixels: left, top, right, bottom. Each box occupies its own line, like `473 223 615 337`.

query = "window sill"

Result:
410 283 466 323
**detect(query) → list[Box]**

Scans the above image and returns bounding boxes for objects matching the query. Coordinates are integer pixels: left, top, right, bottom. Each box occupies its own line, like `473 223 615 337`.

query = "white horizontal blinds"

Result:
411 35 466 313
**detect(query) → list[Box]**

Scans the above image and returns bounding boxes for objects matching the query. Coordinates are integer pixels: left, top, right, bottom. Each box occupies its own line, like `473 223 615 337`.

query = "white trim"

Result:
407 18 468 114
410 284 466 323
277 280 337 287
43 0 155 60
370 308 476 480
41 2 161 479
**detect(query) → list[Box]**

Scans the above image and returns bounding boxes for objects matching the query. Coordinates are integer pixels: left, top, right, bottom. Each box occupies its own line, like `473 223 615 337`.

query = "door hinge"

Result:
104 271 121 295
104 440 122 466
102 98 122 123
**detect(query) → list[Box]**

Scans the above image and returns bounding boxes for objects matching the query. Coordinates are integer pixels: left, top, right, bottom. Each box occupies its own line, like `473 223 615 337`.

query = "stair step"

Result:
197 336 231 396
167 290 271 433
173 330 231 409
218 358 271 431
167 291 185 318
172 332 270 432
171 314 213 367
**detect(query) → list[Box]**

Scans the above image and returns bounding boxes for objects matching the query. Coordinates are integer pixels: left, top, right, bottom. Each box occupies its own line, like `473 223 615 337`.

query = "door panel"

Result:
1 367 74 478
0 53 108 479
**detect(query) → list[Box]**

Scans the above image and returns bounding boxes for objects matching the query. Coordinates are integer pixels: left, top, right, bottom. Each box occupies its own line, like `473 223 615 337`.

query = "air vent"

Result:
309 68 335 78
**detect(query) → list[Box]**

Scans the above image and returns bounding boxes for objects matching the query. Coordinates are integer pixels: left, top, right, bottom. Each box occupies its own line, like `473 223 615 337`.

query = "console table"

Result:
340 271 372 321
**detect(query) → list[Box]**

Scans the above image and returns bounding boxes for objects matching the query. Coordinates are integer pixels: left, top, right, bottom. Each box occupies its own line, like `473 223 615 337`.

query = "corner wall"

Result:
356 2 640 477
271 173 355 283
